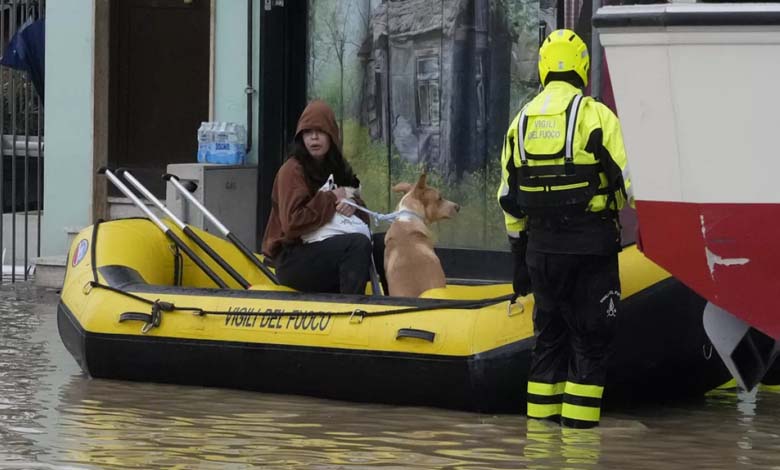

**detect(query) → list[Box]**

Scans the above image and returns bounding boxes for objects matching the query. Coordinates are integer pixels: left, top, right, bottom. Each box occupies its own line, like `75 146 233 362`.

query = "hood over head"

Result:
295 100 341 151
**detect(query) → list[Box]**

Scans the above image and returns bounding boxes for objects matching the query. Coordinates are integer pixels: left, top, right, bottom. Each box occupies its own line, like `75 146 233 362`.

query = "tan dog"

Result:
384 174 460 297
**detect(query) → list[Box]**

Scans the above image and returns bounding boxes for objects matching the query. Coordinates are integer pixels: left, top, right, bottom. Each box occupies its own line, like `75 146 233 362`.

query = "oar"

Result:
117 169 251 289
98 168 229 288
163 172 281 285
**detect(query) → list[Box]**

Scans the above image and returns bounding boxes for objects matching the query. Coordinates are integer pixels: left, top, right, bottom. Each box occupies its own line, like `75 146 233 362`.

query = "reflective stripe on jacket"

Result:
498 81 633 236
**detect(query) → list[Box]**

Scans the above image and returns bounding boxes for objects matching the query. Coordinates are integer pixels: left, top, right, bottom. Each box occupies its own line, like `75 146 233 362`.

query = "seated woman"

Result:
261 100 373 295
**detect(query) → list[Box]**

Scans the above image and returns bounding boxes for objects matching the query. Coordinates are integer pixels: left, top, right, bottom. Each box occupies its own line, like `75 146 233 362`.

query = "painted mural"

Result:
307 0 546 250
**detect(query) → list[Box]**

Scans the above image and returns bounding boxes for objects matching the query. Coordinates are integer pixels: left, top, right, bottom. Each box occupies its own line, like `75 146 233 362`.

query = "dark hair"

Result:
544 70 585 89
288 136 360 192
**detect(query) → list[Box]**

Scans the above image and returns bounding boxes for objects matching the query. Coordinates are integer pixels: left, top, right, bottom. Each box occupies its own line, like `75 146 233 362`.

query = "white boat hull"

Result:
596 4 780 340
595 3 780 388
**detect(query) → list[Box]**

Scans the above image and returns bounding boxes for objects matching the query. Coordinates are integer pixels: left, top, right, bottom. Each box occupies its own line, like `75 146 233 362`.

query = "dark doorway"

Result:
108 0 210 197
256 2 308 248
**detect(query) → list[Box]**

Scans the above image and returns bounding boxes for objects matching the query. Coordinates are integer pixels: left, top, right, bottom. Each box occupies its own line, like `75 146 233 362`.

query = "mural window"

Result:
415 54 440 128
371 71 381 122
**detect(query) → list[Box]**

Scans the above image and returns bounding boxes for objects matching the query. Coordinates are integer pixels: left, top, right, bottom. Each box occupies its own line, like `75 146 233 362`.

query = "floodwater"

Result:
1 284 780 469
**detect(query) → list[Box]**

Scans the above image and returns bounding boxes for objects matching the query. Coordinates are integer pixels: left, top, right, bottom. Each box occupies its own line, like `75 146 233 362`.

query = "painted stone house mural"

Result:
359 0 513 177
308 0 544 250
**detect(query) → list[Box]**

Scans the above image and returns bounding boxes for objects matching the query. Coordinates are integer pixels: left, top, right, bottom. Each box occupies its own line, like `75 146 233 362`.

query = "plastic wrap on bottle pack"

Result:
197 122 247 165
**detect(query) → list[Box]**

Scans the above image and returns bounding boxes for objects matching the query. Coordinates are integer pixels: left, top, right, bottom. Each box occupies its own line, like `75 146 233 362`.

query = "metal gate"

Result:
0 0 44 282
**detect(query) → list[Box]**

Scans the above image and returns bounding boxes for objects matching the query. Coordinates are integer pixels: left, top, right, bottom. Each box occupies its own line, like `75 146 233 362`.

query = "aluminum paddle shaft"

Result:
163 172 280 285
98 168 229 288
118 169 251 289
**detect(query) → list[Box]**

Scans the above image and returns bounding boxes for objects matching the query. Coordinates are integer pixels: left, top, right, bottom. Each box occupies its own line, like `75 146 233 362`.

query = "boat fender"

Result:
396 328 436 343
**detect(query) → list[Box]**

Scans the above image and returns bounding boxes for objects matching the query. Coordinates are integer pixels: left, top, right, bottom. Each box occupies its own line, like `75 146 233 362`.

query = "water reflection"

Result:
0 286 59 466
1 284 780 469
54 378 532 469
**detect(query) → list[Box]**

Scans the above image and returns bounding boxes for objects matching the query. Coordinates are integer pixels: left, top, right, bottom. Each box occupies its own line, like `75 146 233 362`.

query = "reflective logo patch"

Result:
72 239 88 267
600 290 621 318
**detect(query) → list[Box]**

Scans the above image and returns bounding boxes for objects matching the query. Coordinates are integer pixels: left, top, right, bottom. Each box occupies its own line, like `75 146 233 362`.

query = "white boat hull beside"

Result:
595 3 780 388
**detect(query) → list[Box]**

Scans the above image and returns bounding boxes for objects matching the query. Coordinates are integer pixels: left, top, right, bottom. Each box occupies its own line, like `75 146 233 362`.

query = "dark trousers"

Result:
275 233 373 295
525 251 620 428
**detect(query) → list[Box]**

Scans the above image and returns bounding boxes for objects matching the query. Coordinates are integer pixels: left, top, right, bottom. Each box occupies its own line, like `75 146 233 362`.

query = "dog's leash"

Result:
340 199 425 226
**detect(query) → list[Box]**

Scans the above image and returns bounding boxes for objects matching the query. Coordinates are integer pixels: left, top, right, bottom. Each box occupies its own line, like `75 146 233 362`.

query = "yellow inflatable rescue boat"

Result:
58 218 729 412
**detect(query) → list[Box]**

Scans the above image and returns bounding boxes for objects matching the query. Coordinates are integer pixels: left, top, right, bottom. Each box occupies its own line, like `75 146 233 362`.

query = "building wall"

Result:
40 0 261 257
213 0 261 165
41 0 95 257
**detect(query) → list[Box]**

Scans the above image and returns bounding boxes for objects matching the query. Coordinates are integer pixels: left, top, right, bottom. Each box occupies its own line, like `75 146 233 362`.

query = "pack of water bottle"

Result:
197 122 247 165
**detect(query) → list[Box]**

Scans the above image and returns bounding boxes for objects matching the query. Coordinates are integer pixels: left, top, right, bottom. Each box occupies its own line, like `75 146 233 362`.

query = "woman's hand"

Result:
336 199 357 216
331 187 357 215
331 187 348 201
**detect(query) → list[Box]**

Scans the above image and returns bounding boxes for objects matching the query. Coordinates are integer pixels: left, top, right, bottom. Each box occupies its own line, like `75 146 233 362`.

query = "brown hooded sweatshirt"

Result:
261 100 368 258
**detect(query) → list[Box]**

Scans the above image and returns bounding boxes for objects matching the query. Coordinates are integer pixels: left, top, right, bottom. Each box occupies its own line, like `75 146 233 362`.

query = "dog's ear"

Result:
415 173 427 191
392 182 412 193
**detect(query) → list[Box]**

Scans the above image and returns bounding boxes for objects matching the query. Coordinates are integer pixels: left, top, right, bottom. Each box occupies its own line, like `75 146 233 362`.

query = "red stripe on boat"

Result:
636 200 780 339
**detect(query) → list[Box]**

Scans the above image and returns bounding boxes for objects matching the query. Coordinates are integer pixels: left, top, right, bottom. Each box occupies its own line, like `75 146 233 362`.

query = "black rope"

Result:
88 281 514 318
89 281 159 305
90 219 103 284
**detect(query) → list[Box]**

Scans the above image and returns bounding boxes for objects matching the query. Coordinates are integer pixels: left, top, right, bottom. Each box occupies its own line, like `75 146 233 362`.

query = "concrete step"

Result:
34 255 66 289
109 196 166 220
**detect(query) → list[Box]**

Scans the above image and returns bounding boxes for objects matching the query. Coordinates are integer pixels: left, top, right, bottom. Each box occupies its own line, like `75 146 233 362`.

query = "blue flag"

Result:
0 18 45 104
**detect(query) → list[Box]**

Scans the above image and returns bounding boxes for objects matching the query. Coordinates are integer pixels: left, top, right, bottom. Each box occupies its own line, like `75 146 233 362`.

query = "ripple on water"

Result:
1 283 780 469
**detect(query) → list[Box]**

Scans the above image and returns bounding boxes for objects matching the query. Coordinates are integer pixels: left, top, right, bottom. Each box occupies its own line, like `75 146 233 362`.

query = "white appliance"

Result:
165 163 258 250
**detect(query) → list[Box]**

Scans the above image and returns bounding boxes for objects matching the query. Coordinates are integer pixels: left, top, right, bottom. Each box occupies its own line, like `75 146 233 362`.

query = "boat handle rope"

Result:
87 281 517 330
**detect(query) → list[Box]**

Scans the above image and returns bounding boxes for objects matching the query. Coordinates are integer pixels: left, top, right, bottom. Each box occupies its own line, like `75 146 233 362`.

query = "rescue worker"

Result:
497 29 633 428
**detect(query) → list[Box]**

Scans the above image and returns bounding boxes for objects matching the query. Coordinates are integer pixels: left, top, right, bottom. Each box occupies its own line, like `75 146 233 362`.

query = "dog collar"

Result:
394 210 427 224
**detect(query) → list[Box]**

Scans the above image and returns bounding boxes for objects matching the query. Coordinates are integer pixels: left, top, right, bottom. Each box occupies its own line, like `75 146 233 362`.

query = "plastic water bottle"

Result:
197 122 213 163
196 122 247 164
214 122 231 161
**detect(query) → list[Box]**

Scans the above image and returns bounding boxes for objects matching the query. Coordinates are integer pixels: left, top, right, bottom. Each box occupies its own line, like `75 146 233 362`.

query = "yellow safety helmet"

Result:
538 29 590 87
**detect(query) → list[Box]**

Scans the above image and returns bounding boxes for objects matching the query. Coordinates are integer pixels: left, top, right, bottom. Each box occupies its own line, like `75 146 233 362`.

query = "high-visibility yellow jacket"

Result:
497 81 633 241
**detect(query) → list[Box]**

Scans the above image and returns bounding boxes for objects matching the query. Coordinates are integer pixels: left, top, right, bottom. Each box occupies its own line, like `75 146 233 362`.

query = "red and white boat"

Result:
594 2 780 389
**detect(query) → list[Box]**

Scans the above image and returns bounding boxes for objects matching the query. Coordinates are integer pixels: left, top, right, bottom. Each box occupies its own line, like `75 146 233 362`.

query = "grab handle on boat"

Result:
119 312 153 324
118 168 251 289
98 167 229 289
163 172 281 285
396 328 436 343
118 311 160 334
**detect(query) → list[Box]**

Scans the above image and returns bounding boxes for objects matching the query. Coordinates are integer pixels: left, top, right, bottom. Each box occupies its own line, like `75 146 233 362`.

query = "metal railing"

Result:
0 0 44 282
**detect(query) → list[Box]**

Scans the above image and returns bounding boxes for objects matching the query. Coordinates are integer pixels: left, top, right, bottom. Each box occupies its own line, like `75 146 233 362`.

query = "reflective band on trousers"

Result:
561 402 601 423
528 381 566 396
528 402 562 419
527 381 566 419
565 382 604 399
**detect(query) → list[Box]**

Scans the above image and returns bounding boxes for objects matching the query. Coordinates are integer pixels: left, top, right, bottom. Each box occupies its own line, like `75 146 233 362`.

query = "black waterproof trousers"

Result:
525 250 620 428
275 233 372 295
